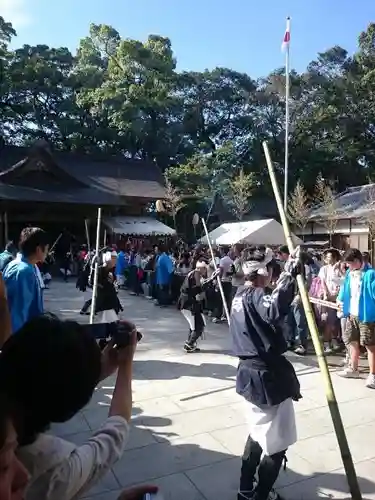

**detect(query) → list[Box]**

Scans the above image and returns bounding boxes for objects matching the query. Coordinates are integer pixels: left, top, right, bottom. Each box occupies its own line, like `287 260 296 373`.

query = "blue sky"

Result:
2 0 375 77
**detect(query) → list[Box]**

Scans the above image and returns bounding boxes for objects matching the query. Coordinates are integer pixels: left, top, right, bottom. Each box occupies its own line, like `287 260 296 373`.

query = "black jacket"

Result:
95 268 122 314
231 273 301 407
178 271 209 313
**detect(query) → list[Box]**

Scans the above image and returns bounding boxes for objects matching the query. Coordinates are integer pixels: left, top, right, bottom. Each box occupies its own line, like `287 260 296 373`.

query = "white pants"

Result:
96 309 119 323
181 309 206 331
243 397 297 455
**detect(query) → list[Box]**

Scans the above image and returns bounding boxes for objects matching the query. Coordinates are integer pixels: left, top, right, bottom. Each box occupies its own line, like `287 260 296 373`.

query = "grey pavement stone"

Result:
45 281 375 500
186 457 241 500
278 459 375 499
112 432 232 487
84 491 121 500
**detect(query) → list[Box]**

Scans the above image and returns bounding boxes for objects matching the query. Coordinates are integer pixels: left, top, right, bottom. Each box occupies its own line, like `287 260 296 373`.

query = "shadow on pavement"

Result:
57 402 375 500
132 359 236 382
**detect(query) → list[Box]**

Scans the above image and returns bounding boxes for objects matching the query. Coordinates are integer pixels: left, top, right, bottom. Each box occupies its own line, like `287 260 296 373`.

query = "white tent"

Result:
200 219 302 246
104 216 176 236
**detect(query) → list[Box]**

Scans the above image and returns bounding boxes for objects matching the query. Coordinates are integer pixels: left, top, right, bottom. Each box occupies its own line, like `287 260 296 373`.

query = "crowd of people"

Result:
0 226 375 499
73 242 374 366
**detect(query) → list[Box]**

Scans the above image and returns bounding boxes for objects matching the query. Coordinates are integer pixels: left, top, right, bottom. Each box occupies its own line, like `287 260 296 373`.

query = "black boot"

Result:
184 330 201 353
252 450 286 500
238 436 262 499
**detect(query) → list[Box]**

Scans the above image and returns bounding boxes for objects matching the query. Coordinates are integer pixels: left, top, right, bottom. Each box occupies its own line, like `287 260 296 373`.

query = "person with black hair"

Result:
0 313 138 499
0 241 17 272
155 244 173 306
362 251 371 267
178 261 219 353
318 248 343 354
277 246 311 355
337 248 375 388
95 249 123 323
3 227 49 334
212 246 234 323
0 272 11 348
230 247 301 500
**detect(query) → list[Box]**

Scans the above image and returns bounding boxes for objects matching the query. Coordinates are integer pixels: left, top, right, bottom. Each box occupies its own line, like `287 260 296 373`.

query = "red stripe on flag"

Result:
283 31 290 43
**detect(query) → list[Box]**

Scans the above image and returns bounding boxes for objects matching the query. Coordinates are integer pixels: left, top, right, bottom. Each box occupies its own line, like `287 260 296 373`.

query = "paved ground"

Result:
46 281 375 500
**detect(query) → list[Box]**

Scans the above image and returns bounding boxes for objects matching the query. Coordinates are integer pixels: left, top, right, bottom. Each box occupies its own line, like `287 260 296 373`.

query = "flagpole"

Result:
284 16 291 212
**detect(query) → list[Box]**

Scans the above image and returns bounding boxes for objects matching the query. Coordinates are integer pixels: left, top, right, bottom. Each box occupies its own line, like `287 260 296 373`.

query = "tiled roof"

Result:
0 145 166 204
310 184 375 220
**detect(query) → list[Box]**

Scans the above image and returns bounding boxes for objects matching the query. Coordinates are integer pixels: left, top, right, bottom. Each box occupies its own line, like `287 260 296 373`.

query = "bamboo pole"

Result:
90 208 102 325
49 233 63 253
84 219 91 251
262 141 362 500
201 217 230 324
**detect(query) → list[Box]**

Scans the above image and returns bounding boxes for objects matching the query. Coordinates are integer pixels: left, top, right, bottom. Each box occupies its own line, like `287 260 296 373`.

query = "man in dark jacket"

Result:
178 261 219 353
230 247 302 500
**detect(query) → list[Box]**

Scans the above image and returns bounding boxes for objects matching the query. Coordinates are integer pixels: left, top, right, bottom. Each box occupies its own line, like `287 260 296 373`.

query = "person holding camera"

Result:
0 313 156 500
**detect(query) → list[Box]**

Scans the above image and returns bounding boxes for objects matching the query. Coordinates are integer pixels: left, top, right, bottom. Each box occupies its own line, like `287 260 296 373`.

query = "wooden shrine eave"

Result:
0 143 167 203
0 182 164 205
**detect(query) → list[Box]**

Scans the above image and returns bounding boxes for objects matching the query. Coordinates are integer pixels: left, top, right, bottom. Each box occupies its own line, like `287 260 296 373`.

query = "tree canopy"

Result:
1 18 375 215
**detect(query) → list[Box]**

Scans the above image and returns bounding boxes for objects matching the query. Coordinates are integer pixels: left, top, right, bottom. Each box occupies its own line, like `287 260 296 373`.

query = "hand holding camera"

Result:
99 321 140 381
116 486 163 500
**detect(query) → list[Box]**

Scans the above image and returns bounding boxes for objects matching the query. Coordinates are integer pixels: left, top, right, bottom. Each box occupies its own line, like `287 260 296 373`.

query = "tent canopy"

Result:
200 219 301 246
104 216 175 236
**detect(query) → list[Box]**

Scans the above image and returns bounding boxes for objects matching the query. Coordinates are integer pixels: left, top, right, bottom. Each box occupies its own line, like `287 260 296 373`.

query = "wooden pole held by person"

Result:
262 140 362 500
201 217 230 324
84 219 91 251
90 207 102 325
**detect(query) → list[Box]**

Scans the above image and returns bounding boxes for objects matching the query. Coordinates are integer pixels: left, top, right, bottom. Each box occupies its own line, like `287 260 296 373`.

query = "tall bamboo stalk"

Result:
90 207 102 325
262 141 362 500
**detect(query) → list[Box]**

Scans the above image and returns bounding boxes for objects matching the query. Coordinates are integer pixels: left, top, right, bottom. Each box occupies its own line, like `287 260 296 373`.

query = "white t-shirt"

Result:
349 270 362 317
220 255 234 282
232 258 244 287
18 416 129 500
318 264 342 296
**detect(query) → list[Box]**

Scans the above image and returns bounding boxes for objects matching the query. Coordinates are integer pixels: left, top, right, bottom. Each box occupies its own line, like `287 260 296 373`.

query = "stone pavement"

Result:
46 281 375 500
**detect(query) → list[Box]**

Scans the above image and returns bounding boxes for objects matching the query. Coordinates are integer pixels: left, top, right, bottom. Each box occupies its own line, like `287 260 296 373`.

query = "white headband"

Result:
102 250 117 264
242 247 273 276
196 261 208 270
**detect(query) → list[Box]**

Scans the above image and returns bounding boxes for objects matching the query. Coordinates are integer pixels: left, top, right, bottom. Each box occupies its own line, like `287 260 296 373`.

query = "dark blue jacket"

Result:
231 273 301 407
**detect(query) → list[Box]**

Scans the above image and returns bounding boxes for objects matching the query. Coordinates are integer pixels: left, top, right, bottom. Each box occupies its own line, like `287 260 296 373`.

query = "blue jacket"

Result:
3 255 44 333
337 264 375 322
115 251 126 275
155 253 173 285
0 250 14 272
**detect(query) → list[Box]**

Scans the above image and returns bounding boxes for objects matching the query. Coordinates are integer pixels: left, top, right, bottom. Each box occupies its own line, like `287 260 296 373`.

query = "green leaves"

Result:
0 16 375 218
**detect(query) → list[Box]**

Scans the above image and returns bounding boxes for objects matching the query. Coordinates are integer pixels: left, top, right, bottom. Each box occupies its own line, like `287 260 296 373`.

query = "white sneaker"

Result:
365 374 375 389
294 345 306 355
323 342 332 354
337 367 360 379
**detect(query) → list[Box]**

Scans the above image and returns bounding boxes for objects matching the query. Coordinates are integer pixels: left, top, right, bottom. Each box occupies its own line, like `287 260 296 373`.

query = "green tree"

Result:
227 168 255 220
288 181 311 239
